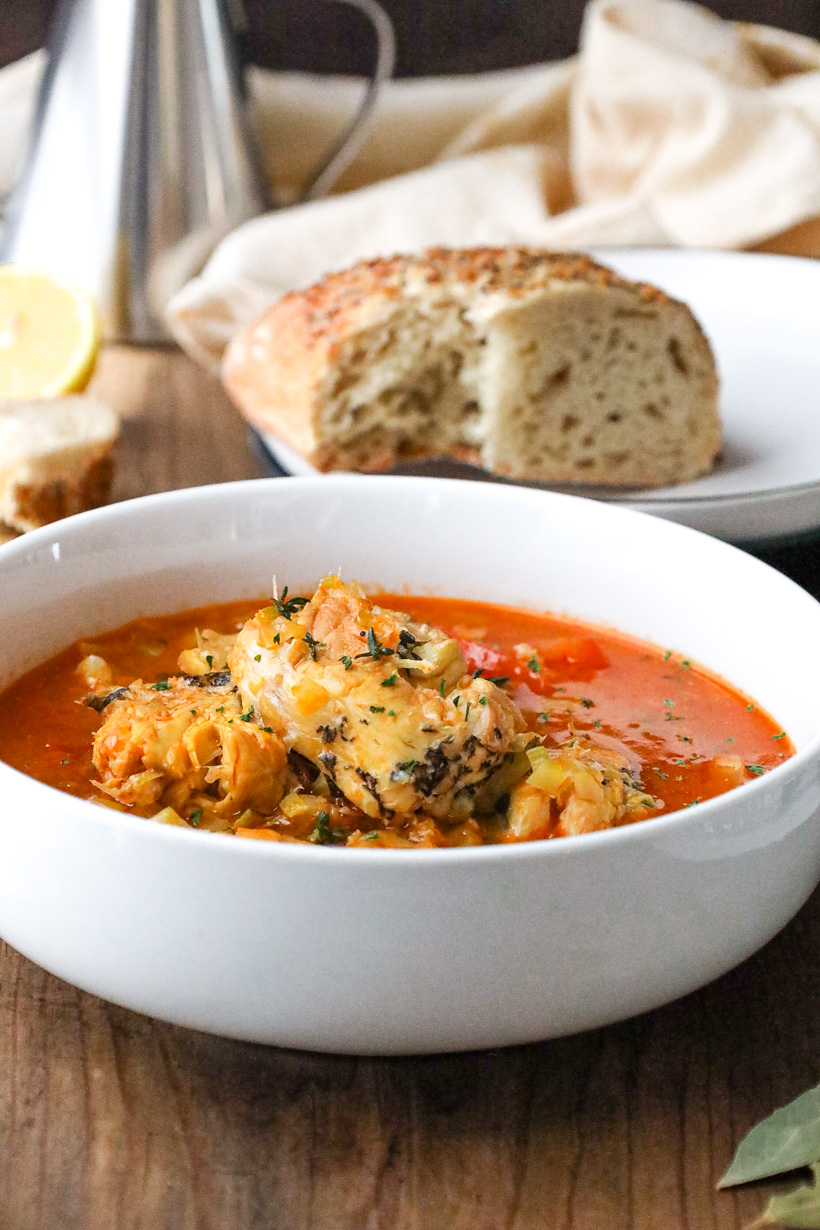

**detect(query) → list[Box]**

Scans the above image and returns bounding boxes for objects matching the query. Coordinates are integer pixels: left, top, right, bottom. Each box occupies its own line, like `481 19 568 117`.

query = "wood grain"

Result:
4 890 820 1229
90 346 265 501
2 344 820 1229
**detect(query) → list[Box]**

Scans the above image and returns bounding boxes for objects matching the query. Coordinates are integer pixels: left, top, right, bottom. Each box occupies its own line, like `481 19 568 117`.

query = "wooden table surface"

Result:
4 344 820 1230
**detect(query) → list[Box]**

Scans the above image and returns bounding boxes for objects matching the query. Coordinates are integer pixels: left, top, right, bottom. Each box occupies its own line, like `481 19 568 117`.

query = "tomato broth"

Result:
0 591 792 844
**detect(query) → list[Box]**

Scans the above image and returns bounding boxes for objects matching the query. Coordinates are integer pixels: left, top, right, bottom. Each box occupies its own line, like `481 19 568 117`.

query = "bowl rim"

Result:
1 472 819 866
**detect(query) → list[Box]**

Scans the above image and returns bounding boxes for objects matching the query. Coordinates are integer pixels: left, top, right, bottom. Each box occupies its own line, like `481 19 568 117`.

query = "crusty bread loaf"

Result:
0 397 119 533
222 248 720 487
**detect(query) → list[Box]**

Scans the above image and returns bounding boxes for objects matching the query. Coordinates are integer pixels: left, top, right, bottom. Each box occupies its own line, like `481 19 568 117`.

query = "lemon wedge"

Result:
0 266 100 399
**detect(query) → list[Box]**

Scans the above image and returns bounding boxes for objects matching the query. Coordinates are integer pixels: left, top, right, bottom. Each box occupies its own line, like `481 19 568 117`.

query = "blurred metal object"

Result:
0 0 268 342
302 0 396 203
0 0 395 343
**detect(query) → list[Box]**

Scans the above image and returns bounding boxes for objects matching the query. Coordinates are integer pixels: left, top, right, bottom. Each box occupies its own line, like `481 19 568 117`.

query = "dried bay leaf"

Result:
720 1085 820 1188
755 1164 820 1228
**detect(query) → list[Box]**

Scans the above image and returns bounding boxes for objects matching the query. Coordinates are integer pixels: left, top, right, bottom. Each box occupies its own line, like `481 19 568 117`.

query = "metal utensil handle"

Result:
301 0 396 202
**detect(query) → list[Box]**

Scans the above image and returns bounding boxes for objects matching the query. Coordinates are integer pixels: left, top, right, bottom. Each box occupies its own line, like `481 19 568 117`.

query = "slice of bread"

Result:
0 397 120 532
222 248 720 488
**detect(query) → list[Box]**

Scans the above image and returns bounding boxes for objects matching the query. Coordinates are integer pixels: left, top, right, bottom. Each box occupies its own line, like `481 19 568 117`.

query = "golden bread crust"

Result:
222 247 719 484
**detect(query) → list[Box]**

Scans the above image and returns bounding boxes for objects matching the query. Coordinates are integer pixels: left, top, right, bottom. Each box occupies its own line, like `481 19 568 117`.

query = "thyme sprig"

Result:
397 628 423 660
303 631 325 660
272 586 309 621
356 627 395 661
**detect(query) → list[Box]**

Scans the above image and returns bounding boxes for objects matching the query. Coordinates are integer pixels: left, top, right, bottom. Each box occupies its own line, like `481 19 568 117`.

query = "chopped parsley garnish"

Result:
674 758 686 766
479 696 489 706
260 725 273 734
390 760 418 783
746 704 755 711
388 709 396 717
439 679 447 697
680 660 691 670
580 697 594 708
309 812 346 845
254 654 261 662
678 735 692 743
488 676 509 687
663 650 672 661
536 711 548 722
654 769 668 779
684 798 701 808
453 695 460 708
726 736 735 742
151 680 171 691
239 708 254 722
592 719 602 728
339 655 352 669
205 655 213 669
746 764 765 775
471 668 484 679
381 672 398 687
273 633 280 644
526 656 540 673
772 732 787 740
369 705 385 714
190 808 202 827
663 698 675 706
303 631 325 660
189 709 197 716
272 586 309 620
216 705 224 713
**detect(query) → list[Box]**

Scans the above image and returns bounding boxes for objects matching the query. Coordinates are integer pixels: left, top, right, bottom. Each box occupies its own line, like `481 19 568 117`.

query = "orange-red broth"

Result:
0 594 792 842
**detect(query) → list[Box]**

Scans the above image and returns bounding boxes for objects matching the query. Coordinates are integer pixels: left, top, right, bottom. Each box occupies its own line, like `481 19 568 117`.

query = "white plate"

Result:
257 249 820 545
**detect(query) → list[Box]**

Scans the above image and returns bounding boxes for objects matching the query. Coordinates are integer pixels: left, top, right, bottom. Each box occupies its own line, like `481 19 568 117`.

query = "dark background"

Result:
2 0 819 75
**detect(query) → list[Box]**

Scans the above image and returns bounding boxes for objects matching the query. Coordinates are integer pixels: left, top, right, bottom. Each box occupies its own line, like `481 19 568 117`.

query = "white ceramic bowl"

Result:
1 476 820 1055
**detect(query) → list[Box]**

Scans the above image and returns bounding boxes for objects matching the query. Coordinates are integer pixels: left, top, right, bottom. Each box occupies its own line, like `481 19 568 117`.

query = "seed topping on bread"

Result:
223 247 720 489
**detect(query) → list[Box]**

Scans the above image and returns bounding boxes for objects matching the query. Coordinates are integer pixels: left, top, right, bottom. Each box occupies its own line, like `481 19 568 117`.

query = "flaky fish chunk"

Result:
91 676 287 816
501 741 661 842
229 575 528 820
177 629 238 675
